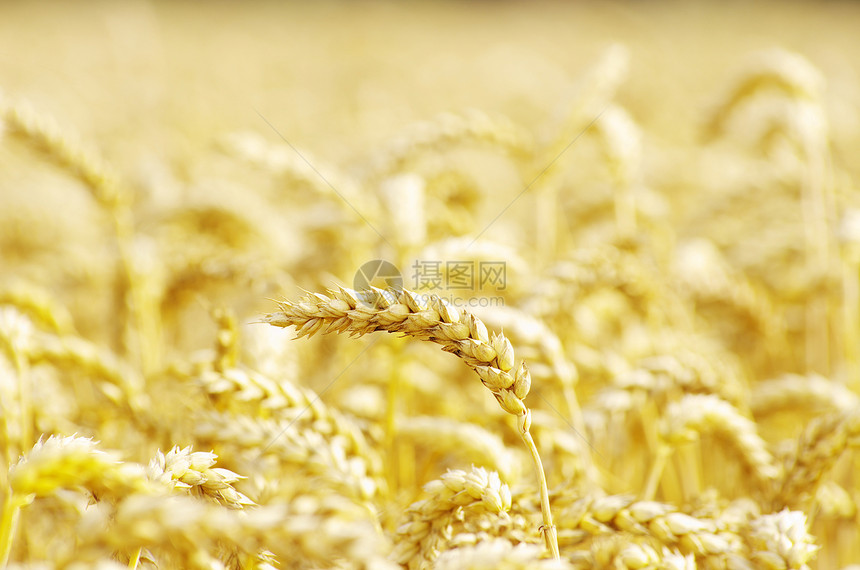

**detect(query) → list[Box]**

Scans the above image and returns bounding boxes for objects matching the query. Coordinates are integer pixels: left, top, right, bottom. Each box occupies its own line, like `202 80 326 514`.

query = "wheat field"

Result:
2 1 860 569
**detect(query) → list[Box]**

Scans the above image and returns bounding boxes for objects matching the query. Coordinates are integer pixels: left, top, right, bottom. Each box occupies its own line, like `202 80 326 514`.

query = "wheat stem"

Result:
519 415 559 559
0 492 23 568
643 443 672 501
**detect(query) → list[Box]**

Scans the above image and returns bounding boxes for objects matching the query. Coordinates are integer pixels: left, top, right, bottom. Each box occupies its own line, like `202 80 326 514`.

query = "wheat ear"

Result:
1 98 160 375
0 435 154 566
771 406 860 510
656 394 780 495
263 286 560 559
556 493 743 561
751 374 859 417
391 466 512 568
0 281 75 335
744 509 819 570
366 109 533 180
146 445 255 510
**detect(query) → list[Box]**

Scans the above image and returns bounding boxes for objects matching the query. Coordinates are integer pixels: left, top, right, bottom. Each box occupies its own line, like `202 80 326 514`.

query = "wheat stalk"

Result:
587 103 642 237
263 286 560 559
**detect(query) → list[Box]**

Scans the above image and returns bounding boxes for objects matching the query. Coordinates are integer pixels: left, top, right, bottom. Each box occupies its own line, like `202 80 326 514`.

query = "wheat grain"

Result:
1 436 154 566
674 238 787 364
471 304 579 396
813 481 856 520
609 348 746 408
614 543 696 570
210 307 239 372
220 130 377 218
0 96 162 374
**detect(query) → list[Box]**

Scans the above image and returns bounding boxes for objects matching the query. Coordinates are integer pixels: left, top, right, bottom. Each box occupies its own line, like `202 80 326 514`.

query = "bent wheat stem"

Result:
519 415 559 559
263 286 561 560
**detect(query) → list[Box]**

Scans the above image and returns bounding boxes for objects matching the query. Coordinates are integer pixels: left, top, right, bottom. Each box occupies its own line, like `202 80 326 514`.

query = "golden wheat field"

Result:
2 1 860 568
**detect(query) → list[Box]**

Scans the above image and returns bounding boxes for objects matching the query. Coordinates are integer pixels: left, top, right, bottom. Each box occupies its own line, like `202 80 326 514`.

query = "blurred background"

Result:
3 0 859 333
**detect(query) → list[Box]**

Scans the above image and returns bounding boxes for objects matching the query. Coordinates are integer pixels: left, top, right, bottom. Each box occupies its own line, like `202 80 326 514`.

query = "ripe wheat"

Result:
2 20 857 567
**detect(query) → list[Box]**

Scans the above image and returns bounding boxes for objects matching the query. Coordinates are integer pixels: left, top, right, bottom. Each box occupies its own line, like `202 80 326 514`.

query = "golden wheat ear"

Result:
264 287 561 559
